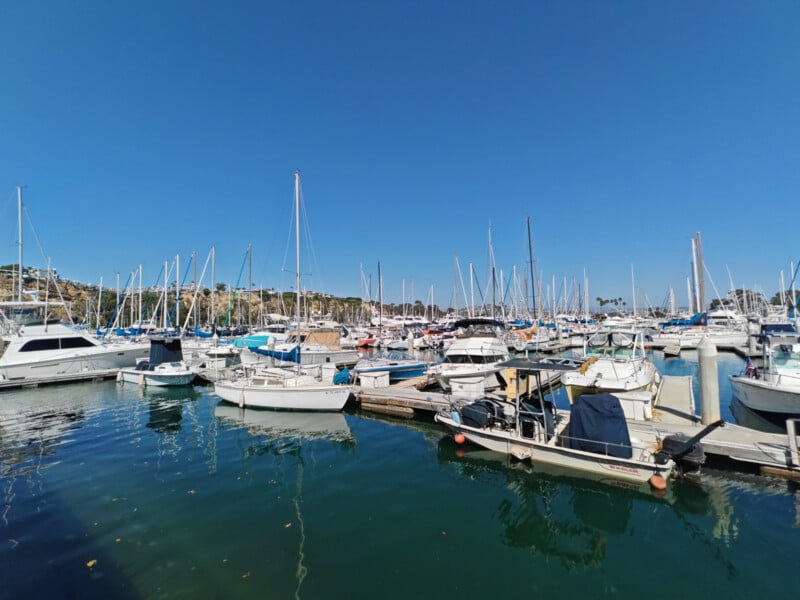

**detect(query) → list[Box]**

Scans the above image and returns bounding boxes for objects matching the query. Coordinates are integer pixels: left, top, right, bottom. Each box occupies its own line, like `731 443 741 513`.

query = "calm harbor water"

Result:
1 352 798 599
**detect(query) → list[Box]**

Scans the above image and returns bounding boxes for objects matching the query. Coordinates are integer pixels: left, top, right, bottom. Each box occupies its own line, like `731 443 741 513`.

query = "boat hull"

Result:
0 343 150 381
730 375 800 415
215 380 351 411
434 413 671 487
118 369 197 387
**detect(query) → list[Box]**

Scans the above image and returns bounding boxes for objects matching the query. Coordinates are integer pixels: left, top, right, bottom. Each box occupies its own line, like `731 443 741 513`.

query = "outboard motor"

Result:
659 434 706 476
654 419 725 477
460 399 507 428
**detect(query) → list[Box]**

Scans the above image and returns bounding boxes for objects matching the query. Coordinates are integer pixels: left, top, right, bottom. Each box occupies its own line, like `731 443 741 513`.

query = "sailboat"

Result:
214 171 352 411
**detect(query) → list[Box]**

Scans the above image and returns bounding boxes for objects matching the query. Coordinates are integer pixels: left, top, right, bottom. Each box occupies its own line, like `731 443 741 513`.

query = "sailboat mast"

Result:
294 171 301 329
17 186 23 303
378 260 383 335
526 216 537 322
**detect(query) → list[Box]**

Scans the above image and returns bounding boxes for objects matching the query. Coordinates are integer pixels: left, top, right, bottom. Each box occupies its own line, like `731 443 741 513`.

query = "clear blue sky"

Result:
2 1 798 311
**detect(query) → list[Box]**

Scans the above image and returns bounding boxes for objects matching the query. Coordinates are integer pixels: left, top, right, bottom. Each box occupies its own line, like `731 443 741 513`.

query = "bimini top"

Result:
453 318 505 330
148 336 184 365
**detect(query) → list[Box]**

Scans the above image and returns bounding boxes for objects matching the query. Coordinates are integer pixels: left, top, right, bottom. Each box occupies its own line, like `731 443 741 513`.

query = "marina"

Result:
3 4 800 597
1 349 799 599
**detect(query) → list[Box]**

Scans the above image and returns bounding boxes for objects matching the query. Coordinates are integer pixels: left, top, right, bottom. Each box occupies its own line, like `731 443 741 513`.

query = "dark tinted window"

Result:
60 337 96 349
19 338 60 352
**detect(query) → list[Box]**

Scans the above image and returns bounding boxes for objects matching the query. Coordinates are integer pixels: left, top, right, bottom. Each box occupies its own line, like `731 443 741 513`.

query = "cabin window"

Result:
19 338 61 352
60 337 97 349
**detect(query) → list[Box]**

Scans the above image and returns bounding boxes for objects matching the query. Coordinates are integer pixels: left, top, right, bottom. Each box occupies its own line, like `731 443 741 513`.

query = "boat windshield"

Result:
772 346 800 369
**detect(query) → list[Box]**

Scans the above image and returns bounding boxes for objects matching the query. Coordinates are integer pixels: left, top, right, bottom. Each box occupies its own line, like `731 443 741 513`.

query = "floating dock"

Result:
0 369 120 390
354 370 800 479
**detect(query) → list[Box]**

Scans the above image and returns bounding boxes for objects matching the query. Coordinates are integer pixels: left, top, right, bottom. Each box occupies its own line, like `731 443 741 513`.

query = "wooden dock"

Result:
630 375 800 478
0 369 120 390
354 371 800 478
353 369 564 418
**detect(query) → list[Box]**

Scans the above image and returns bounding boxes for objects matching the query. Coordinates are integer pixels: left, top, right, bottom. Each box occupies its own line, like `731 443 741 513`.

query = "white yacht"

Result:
429 318 510 391
560 330 659 403
0 301 150 382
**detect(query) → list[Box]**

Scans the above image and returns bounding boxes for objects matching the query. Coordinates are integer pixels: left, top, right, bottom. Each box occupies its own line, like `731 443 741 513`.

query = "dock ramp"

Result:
652 375 698 425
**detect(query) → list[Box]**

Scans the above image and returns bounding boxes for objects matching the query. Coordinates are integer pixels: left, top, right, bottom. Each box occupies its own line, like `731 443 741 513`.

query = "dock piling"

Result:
698 337 721 425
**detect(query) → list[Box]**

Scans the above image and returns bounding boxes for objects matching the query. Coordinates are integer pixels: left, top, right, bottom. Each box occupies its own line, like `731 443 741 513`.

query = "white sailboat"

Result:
214 171 352 411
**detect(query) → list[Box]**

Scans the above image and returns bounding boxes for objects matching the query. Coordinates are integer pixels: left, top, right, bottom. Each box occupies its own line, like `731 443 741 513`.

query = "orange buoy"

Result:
454 433 466 445
649 474 667 491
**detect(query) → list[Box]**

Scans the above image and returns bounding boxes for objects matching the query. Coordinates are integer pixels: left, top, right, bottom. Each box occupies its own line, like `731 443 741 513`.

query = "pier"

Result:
352 355 800 479
0 369 120 390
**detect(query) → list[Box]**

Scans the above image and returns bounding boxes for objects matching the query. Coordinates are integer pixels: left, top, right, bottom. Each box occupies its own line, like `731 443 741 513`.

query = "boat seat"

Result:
519 400 555 439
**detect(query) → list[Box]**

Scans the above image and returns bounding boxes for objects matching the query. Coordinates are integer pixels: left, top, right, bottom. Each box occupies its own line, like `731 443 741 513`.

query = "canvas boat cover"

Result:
568 393 632 458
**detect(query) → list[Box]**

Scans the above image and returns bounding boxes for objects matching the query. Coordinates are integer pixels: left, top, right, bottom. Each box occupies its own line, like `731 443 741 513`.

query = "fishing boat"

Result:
117 336 198 387
729 324 800 415
428 318 510 391
560 330 659 403
213 171 352 411
435 358 722 489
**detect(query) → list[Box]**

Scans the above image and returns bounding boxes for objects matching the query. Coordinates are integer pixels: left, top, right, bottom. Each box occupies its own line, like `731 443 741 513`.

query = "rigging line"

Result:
298 178 325 294
22 204 50 267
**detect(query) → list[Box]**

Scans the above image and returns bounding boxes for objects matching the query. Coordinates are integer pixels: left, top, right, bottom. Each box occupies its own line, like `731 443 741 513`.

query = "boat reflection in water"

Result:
729 395 793 434
437 436 739 570
214 402 354 598
214 403 355 447
136 385 202 435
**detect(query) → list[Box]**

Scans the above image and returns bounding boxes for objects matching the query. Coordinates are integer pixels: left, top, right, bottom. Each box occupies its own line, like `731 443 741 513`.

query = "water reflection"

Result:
437 436 738 570
729 396 792 433
214 404 356 452
0 390 97 528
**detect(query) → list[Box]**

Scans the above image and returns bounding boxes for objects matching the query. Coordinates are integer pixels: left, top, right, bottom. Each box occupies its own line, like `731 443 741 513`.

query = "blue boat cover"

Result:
250 344 301 364
333 368 351 385
568 394 632 458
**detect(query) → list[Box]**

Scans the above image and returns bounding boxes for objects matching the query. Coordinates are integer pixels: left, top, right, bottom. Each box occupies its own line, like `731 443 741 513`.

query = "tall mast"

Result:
16 186 23 302
453 253 458 318
211 245 216 328
248 243 253 330
294 171 301 329
695 231 706 312
526 216 537 322
138 264 143 327
175 254 180 330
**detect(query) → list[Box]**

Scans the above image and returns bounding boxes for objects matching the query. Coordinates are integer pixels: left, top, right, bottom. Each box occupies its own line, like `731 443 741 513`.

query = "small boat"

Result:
428 318 510 391
117 336 198 387
729 323 800 415
560 330 659 403
435 358 723 490
353 354 431 382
